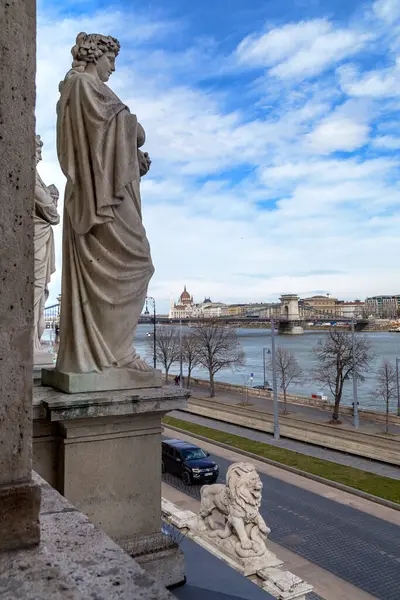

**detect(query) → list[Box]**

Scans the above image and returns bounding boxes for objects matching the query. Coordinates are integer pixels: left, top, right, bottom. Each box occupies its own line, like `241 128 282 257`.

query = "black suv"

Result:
162 439 219 485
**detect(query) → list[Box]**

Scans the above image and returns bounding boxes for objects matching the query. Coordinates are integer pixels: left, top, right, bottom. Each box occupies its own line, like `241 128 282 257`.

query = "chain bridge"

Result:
45 295 369 336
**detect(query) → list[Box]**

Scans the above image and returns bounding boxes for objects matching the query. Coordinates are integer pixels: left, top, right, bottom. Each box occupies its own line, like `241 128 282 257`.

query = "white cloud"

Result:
260 157 397 186
236 19 371 80
36 3 400 312
373 0 400 23
338 61 400 98
306 115 370 154
373 135 400 149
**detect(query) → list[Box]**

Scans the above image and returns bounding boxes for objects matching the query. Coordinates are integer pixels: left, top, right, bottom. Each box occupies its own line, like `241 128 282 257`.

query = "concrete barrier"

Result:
182 397 400 466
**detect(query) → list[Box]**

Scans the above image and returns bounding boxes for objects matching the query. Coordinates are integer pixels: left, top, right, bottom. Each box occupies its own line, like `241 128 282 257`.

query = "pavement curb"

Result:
163 423 400 513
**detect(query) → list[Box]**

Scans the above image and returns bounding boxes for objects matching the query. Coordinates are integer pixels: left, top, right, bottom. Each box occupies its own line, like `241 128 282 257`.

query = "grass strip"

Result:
163 415 400 505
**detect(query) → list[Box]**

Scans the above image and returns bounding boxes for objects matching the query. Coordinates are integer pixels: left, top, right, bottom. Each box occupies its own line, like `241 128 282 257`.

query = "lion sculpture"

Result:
199 462 271 558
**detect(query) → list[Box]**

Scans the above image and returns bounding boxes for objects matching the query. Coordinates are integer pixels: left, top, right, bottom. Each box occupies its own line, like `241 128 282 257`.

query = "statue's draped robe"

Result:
34 175 59 351
56 70 154 373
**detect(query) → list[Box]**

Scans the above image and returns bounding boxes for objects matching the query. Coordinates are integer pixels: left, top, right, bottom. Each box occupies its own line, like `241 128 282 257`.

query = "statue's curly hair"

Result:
71 32 120 71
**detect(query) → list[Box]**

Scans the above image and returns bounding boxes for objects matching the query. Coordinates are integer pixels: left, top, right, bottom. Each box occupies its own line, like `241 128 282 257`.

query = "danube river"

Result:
135 324 400 413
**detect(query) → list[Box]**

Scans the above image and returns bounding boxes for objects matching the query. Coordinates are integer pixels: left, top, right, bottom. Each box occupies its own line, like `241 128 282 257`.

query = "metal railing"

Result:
44 303 60 326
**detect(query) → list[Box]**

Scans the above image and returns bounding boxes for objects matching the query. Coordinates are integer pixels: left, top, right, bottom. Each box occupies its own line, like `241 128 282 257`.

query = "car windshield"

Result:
180 448 207 461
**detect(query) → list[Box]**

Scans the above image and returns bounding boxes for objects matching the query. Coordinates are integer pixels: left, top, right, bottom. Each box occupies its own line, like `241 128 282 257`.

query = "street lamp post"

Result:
396 358 400 416
263 347 266 386
270 318 280 440
351 319 359 429
179 319 183 389
144 297 156 369
262 347 271 386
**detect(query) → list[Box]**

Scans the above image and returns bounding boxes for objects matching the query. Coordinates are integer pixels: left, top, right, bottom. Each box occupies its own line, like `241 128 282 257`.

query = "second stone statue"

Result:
34 135 60 368
43 32 161 393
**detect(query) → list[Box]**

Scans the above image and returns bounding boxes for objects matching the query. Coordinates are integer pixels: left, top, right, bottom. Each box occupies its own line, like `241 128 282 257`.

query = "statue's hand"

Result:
138 149 151 177
144 152 151 170
49 183 59 196
48 184 59 208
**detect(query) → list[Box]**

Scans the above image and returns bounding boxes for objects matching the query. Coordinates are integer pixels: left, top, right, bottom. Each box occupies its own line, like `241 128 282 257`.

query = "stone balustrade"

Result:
0 473 174 599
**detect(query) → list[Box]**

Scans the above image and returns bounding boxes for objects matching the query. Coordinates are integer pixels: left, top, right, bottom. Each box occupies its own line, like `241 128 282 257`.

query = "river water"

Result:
135 324 400 413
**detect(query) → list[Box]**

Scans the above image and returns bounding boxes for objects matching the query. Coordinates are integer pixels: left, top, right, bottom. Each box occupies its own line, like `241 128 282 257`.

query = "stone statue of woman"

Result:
34 135 60 365
53 32 159 390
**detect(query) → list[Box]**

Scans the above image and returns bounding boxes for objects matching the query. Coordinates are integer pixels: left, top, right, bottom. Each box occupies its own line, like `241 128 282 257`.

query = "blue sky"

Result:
36 0 400 312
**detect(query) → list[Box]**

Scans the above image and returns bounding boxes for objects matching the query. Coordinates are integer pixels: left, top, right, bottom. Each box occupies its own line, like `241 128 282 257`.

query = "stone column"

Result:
0 0 41 551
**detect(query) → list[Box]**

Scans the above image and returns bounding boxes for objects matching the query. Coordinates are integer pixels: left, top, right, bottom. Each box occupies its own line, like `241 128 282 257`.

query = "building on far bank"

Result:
224 304 246 317
169 289 286 320
302 294 339 317
169 286 195 319
244 302 281 318
336 300 365 318
364 295 400 319
169 286 227 319
201 302 226 318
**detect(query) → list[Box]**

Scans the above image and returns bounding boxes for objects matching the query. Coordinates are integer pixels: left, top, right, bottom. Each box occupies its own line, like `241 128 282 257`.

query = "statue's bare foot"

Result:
130 357 153 372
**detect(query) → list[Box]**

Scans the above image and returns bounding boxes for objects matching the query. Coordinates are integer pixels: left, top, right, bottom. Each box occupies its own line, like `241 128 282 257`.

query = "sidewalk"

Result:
183 382 400 437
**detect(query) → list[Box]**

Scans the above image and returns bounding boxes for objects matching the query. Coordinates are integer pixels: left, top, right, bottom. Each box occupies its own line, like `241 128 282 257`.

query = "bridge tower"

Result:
279 294 304 335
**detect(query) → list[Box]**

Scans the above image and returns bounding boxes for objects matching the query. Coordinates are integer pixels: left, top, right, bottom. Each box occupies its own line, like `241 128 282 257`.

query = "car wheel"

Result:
161 461 166 473
210 477 218 484
182 471 192 485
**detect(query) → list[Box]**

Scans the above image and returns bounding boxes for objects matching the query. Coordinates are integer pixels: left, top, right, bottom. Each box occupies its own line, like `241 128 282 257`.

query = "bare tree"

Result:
192 322 245 397
269 347 302 414
146 326 179 384
375 359 396 434
181 330 201 389
313 329 372 424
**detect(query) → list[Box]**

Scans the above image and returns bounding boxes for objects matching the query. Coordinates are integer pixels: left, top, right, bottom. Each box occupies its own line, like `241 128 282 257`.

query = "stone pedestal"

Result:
33 384 188 586
190 518 283 577
42 366 162 393
34 351 55 382
34 350 55 368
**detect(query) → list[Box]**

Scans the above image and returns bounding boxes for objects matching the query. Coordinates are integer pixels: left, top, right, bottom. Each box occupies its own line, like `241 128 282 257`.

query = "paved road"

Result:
170 409 400 479
183 382 400 437
163 438 400 600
